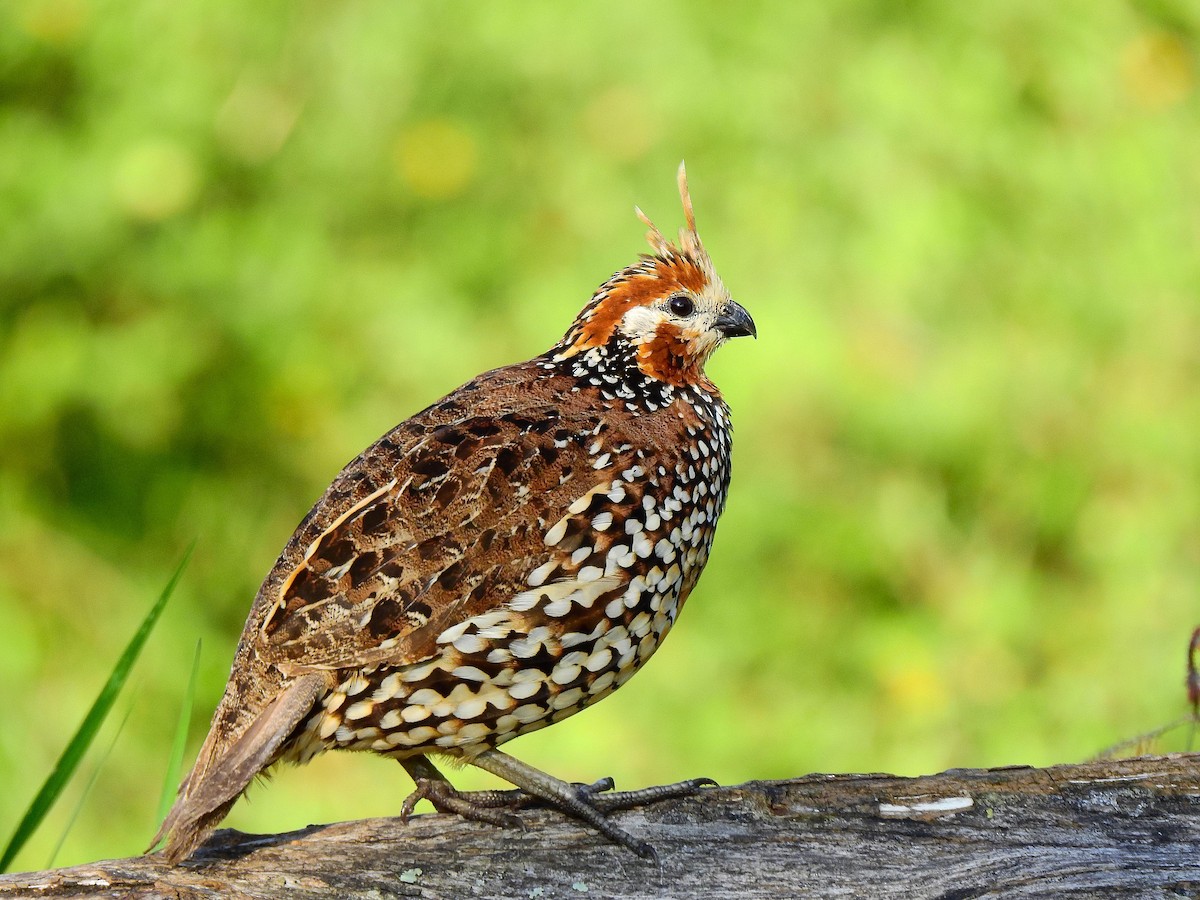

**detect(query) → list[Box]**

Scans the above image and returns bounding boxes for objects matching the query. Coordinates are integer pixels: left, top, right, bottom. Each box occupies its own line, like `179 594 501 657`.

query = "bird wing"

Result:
253 365 655 672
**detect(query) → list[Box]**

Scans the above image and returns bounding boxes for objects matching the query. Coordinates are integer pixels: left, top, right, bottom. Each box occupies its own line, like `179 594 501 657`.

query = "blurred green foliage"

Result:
1 0 1198 871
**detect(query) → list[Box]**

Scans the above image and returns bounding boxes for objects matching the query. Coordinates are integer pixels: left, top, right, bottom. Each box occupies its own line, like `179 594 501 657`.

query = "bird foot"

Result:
519 774 717 860
400 778 526 830
583 776 718 813
401 754 717 860
399 776 620 825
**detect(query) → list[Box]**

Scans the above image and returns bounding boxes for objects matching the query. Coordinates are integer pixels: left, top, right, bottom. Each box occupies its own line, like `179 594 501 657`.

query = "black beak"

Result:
714 300 756 339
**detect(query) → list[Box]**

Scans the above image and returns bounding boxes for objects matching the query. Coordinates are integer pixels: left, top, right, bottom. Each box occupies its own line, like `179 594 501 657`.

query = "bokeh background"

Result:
2 0 1198 871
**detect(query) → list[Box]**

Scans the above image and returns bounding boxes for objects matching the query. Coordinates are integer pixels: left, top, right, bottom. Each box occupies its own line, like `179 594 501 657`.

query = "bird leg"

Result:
400 753 715 858
400 756 525 829
468 749 716 860
400 756 621 819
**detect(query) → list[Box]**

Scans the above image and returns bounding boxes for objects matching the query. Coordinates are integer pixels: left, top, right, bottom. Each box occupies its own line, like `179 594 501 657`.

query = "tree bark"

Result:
3 753 1199 899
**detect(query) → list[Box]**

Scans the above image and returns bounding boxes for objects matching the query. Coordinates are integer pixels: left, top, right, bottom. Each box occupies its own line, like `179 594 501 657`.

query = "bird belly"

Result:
283 565 697 763
281 434 729 766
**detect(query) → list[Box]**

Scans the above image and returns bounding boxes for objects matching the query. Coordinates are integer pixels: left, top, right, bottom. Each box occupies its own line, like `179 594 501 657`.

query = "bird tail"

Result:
150 673 326 863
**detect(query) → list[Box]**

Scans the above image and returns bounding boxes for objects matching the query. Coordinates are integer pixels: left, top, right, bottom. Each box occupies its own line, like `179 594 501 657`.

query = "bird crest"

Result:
635 161 714 277
552 162 730 369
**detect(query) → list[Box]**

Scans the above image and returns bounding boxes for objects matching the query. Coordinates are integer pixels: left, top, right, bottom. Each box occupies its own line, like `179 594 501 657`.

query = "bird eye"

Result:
668 294 695 317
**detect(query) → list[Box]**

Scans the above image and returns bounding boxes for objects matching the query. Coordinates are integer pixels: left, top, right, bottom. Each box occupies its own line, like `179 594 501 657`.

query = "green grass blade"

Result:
46 705 135 869
0 545 194 872
155 638 202 825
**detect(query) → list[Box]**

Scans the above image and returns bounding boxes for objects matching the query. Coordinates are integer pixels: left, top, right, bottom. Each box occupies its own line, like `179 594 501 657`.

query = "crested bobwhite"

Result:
154 163 755 862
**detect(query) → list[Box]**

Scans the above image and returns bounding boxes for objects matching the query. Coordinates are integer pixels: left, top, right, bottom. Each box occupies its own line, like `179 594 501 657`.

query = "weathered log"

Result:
3 753 1200 899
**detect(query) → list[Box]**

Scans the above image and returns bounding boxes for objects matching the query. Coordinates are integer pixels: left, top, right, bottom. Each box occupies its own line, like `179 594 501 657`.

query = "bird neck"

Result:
539 331 723 418
540 332 676 413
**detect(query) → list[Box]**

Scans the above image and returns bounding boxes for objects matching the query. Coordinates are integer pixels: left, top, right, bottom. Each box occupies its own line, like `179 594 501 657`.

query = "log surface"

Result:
3 754 1200 899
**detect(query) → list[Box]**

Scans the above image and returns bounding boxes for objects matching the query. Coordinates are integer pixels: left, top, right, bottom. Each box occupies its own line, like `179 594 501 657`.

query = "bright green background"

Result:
2 0 1198 871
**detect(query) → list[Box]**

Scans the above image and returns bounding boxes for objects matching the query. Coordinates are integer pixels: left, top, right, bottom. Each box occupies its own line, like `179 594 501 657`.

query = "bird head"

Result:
552 164 755 390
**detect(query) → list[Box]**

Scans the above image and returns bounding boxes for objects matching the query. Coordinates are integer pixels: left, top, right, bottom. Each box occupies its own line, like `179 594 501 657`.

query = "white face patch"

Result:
616 283 733 364
618 304 664 342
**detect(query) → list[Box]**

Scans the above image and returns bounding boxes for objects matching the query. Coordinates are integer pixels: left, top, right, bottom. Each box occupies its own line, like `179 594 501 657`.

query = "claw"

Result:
630 838 659 863
578 776 615 796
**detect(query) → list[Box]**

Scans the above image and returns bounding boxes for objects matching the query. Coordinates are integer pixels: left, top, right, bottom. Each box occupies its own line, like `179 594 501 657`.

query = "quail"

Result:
154 163 755 863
